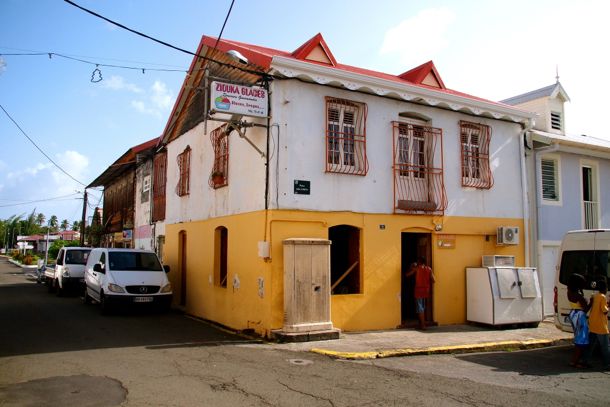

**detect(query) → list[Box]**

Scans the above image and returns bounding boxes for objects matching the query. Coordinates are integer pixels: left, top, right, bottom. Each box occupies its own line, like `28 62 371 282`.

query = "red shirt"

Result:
411 263 433 299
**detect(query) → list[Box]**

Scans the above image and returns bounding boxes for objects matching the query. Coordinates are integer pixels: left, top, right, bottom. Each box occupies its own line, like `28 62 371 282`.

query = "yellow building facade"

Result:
164 210 525 337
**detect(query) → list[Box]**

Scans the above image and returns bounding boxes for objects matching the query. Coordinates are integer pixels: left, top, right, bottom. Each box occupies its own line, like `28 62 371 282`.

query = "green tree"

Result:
20 209 39 236
48 239 80 261
35 212 46 227
60 219 69 231
49 215 58 232
71 220 81 231
87 209 103 247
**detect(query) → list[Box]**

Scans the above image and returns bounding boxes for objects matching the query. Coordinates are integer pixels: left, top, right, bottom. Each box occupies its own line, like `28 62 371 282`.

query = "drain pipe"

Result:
519 119 534 267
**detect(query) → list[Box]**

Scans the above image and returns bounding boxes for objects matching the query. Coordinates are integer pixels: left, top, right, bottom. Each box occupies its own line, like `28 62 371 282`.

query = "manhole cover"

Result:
288 358 314 366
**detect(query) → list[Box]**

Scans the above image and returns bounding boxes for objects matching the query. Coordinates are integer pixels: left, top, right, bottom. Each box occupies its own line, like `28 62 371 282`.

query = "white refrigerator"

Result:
466 267 543 326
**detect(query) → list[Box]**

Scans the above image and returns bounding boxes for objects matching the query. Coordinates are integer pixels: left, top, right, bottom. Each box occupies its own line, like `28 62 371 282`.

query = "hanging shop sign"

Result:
210 81 268 118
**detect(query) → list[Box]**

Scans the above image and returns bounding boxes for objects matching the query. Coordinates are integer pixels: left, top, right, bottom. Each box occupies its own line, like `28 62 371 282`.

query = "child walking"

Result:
581 278 609 369
566 273 590 367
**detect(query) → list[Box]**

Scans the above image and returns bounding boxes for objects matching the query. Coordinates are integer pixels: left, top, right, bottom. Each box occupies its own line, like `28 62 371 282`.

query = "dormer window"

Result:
551 111 562 131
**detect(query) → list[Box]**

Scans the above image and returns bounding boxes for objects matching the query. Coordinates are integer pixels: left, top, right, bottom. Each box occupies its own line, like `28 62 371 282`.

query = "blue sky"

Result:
1 0 608 224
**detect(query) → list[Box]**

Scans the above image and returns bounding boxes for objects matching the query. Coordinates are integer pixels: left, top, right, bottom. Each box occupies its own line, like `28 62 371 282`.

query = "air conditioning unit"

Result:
497 226 519 245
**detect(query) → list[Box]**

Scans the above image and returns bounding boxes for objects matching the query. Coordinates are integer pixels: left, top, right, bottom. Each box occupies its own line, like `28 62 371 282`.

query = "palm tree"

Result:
71 220 81 231
35 212 46 227
49 215 58 232
60 219 69 231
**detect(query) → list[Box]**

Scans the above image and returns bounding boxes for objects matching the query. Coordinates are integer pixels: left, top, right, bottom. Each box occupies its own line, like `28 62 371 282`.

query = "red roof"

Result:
197 34 514 109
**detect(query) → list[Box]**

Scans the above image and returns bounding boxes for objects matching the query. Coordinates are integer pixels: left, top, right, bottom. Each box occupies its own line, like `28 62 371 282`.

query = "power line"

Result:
0 193 82 208
63 0 270 79
0 46 187 69
0 52 188 73
212 0 235 52
0 104 87 187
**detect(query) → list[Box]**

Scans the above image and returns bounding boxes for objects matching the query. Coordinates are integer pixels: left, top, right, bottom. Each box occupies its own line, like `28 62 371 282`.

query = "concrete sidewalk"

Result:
263 319 573 360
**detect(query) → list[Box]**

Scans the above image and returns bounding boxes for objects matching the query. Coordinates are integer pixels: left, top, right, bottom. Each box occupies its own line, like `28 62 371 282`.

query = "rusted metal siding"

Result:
102 172 135 233
152 151 167 222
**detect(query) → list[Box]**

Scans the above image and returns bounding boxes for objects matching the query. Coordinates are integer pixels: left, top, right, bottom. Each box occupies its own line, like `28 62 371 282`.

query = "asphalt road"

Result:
1 257 608 406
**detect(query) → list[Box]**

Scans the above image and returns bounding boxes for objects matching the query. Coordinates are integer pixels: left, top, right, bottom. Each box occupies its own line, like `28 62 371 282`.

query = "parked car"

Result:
84 248 172 314
45 247 91 295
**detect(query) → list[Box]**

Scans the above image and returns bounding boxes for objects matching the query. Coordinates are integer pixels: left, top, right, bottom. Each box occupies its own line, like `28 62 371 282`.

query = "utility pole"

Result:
44 220 50 266
80 190 87 246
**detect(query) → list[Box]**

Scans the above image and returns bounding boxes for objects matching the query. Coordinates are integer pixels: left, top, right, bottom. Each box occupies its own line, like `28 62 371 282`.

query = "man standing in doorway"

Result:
406 256 435 330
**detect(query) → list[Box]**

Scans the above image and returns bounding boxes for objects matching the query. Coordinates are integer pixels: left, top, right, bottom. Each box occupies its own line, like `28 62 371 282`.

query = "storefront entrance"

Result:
401 232 433 327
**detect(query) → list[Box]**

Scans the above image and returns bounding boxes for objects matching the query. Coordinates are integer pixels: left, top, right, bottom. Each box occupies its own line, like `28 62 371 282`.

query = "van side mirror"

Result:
163 265 170 274
93 263 104 274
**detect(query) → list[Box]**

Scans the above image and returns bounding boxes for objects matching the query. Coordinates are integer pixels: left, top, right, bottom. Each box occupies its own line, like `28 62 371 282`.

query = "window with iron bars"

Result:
209 124 228 189
392 121 446 215
460 121 493 189
397 123 426 178
325 97 368 175
176 145 191 196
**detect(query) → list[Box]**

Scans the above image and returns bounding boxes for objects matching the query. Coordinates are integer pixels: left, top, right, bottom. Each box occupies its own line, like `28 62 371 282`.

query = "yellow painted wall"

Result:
165 209 524 336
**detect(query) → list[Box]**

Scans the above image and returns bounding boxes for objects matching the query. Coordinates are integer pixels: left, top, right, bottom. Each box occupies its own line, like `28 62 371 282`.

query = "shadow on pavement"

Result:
0 276 257 358
456 346 591 376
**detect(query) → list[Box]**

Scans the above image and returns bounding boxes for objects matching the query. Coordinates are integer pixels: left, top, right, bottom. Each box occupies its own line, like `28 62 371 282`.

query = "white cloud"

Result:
131 80 175 117
380 7 456 67
6 163 51 182
102 75 143 93
131 100 159 117
151 80 173 109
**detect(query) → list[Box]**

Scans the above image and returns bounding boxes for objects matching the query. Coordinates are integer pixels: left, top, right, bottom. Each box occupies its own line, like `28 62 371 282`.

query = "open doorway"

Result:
178 230 187 306
401 232 433 327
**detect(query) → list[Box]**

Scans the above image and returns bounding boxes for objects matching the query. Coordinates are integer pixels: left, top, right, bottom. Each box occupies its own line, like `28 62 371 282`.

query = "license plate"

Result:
133 297 153 303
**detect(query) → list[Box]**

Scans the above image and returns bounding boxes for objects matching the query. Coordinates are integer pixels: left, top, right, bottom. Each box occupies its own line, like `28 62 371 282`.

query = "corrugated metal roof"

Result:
501 82 570 105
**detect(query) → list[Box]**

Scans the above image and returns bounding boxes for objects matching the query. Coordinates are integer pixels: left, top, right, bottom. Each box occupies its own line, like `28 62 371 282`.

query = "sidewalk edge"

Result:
310 338 572 360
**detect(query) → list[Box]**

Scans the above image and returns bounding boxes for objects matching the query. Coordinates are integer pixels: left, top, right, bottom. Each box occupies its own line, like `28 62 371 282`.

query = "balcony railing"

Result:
583 200 599 229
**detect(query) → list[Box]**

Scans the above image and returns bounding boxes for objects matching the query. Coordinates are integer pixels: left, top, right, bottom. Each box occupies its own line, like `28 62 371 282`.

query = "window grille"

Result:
209 124 229 189
325 97 368 175
392 121 446 215
460 121 493 189
176 146 191 196
541 158 558 200
551 112 562 131
152 151 167 222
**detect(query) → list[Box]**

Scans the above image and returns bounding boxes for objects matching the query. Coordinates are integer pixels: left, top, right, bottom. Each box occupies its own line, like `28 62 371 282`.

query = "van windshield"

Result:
108 252 163 272
559 250 610 289
65 250 91 265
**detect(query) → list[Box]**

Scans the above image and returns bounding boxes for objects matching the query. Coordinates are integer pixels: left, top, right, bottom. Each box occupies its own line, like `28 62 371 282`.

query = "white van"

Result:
45 247 91 295
554 229 610 331
84 248 172 313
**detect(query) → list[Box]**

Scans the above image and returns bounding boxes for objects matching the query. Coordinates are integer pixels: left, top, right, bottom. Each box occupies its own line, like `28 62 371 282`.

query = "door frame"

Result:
401 232 433 326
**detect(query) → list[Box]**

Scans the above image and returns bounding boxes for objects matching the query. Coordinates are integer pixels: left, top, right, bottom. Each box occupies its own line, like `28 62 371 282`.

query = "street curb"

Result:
310 338 572 360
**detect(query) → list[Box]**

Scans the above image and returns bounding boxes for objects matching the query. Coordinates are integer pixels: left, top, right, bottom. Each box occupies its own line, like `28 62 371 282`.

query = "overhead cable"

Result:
0 193 82 208
63 0 269 78
0 52 188 74
0 104 87 187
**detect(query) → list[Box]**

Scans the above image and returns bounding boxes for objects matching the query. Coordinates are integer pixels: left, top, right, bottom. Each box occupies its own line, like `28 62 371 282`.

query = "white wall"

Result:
165 119 268 224
270 80 524 219
134 158 153 250
165 80 525 221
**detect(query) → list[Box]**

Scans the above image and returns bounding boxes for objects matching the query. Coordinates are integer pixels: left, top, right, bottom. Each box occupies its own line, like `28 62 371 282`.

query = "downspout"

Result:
519 119 534 266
